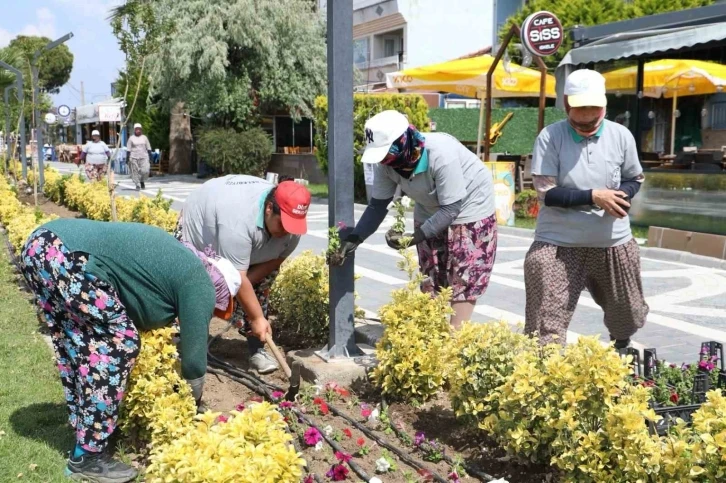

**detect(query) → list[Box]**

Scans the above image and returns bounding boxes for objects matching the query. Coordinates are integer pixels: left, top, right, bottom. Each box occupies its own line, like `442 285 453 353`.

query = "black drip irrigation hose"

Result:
205 366 373 482
381 398 497 482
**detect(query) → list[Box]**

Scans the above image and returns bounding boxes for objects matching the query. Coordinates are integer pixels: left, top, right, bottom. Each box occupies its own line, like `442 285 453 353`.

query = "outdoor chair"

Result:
518 155 533 192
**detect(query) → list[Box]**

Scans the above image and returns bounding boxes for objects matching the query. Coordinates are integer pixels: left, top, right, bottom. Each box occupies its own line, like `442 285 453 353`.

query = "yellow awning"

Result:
604 59 726 98
386 55 556 98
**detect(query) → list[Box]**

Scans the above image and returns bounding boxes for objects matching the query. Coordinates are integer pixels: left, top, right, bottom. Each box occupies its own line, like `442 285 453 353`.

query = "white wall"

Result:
399 0 494 68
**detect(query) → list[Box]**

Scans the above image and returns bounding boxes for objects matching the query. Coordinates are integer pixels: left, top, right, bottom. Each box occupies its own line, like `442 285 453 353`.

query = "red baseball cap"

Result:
275 181 311 235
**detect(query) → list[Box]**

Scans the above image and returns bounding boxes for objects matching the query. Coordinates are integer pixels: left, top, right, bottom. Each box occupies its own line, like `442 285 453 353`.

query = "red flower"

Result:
335 451 352 463
418 468 434 481
343 428 352 439
303 475 314 483
670 392 679 404
356 437 365 447
335 387 351 398
333 464 349 481
234 403 245 412
319 402 330 415
313 397 325 405
216 415 229 424
361 407 372 419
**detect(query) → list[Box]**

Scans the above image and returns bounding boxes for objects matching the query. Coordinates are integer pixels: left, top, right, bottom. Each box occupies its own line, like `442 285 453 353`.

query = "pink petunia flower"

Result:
304 427 322 446
235 403 246 412
271 390 285 401
335 451 352 463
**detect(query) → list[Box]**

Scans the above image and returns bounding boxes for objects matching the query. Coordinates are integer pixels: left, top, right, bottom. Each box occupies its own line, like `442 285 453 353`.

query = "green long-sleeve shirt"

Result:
40 219 215 380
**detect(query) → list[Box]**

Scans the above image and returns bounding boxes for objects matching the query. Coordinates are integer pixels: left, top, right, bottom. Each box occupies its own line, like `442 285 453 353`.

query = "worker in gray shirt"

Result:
334 110 498 328
525 69 648 348
177 175 312 373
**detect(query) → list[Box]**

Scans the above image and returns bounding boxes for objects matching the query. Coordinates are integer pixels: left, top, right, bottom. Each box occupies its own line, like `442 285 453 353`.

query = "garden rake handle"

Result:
266 337 292 379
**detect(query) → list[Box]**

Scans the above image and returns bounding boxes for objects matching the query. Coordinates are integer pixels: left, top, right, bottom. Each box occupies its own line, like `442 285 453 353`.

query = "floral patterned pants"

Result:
173 215 276 353
84 162 107 182
20 229 140 453
416 214 498 302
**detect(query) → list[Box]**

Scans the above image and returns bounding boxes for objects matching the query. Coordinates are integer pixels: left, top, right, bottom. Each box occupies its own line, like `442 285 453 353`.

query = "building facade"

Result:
320 0 499 90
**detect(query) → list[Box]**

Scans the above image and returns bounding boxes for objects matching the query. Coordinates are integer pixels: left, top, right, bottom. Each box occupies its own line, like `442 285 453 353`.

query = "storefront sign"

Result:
521 11 563 57
484 162 516 226
99 104 122 122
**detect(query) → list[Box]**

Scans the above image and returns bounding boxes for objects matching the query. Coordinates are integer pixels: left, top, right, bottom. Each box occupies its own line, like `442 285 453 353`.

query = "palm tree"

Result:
0 47 22 91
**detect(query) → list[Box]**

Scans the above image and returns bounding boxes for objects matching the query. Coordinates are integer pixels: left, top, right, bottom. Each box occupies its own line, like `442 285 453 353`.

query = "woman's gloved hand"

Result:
330 234 362 266
384 228 425 250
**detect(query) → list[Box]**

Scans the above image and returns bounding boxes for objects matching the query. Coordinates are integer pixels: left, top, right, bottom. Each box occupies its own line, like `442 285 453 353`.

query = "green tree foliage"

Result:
313 94 430 199
8 36 73 94
502 0 714 69
146 0 326 130
195 127 273 176
0 45 51 137
114 67 170 152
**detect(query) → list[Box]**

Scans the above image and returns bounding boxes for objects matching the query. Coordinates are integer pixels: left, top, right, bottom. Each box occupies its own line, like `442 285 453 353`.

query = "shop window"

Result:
711 102 726 130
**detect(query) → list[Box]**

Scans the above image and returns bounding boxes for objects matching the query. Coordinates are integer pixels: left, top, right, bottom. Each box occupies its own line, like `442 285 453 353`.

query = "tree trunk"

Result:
168 100 192 174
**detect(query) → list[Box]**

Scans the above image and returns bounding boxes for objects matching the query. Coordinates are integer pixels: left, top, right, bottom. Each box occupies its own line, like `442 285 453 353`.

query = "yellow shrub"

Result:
6 211 56 252
120 327 196 449
146 402 306 483
691 390 726 480
482 337 632 463
270 250 330 345
447 322 539 424
372 246 453 402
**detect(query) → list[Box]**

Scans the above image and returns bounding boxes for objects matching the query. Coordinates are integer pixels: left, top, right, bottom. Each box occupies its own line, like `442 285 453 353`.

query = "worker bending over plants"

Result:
20 219 240 482
334 110 498 329
176 175 311 374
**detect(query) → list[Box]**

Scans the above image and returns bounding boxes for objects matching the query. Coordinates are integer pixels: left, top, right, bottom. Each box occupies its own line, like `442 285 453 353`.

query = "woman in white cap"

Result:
20 218 240 482
126 123 152 190
80 130 111 182
335 110 498 328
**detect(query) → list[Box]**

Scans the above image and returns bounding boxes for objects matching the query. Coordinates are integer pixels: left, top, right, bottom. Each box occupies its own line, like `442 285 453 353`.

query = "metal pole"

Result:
4 85 11 171
535 55 547 133
634 59 644 156
32 32 74 188
0 60 26 177
320 0 361 360
485 25 518 162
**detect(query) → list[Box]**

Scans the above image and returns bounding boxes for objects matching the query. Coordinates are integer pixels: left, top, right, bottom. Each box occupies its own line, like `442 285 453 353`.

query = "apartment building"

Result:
320 0 506 90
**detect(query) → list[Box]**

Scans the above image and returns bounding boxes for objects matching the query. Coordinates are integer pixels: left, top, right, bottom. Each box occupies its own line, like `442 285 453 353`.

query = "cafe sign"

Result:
521 11 563 57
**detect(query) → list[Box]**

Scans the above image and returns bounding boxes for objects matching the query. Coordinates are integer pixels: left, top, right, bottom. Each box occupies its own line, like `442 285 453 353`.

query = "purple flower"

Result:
271 390 285 401
304 427 322 446
414 431 425 446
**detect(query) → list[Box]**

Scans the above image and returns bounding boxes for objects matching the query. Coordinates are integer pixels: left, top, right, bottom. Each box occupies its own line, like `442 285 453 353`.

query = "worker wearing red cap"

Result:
177 175 311 373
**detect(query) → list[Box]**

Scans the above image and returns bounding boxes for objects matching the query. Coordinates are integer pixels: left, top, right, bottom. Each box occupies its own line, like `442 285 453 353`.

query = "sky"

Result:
0 0 125 110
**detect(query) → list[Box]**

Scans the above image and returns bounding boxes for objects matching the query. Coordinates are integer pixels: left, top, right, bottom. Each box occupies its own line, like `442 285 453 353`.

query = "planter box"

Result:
632 342 726 435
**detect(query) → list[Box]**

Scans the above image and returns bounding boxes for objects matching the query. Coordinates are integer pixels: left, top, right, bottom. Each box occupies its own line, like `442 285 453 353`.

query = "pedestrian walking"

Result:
176 175 311 374
524 69 648 347
20 219 239 482
126 123 151 190
80 130 110 182
335 110 498 329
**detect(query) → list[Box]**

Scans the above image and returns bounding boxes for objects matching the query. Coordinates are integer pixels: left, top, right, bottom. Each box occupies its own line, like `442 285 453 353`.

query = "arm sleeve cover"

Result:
351 197 393 241
544 187 594 207
419 200 463 239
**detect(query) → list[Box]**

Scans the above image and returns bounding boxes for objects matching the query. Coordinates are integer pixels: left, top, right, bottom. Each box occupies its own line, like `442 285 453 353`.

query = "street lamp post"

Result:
32 32 73 187
317 0 362 361
0 60 27 177
3 85 12 171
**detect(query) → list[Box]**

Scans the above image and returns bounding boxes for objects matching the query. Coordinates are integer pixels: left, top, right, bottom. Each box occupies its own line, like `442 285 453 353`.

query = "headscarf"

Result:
182 242 231 312
380 125 426 178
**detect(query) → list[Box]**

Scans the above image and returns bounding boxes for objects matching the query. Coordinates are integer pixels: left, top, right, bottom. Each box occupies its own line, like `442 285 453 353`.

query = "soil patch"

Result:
16 189 79 219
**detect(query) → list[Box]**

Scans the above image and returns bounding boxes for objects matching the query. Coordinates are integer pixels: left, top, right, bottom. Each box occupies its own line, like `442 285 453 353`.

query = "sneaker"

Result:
250 350 279 374
134 185 140 191
65 451 138 483
140 182 145 189
613 338 631 350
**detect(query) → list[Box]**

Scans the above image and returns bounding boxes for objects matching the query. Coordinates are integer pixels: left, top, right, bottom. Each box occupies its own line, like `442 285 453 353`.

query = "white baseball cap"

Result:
133 123 142 129
360 110 410 164
565 69 608 108
91 130 100 136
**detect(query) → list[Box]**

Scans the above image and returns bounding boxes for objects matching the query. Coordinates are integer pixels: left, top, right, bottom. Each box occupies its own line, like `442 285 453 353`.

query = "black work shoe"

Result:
65 451 138 483
613 338 631 350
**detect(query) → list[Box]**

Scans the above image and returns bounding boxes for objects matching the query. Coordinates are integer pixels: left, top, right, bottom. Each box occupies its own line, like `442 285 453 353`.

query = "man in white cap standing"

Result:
126 123 152 190
80 130 111 182
524 69 648 348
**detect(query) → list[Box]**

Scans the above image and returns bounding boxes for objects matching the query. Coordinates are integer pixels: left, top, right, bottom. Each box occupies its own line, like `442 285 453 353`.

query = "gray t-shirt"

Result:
181 175 300 271
82 141 110 165
371 133 496 224
532 119 643 248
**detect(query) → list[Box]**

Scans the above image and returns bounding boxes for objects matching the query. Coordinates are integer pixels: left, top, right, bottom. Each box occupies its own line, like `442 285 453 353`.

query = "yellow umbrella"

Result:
604 60 726 154
386 55 556 98
386 55 556 155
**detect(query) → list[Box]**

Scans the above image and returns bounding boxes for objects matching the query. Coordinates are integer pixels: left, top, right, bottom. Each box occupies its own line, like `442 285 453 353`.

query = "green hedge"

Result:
429 107 566 155
314 94 430 200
